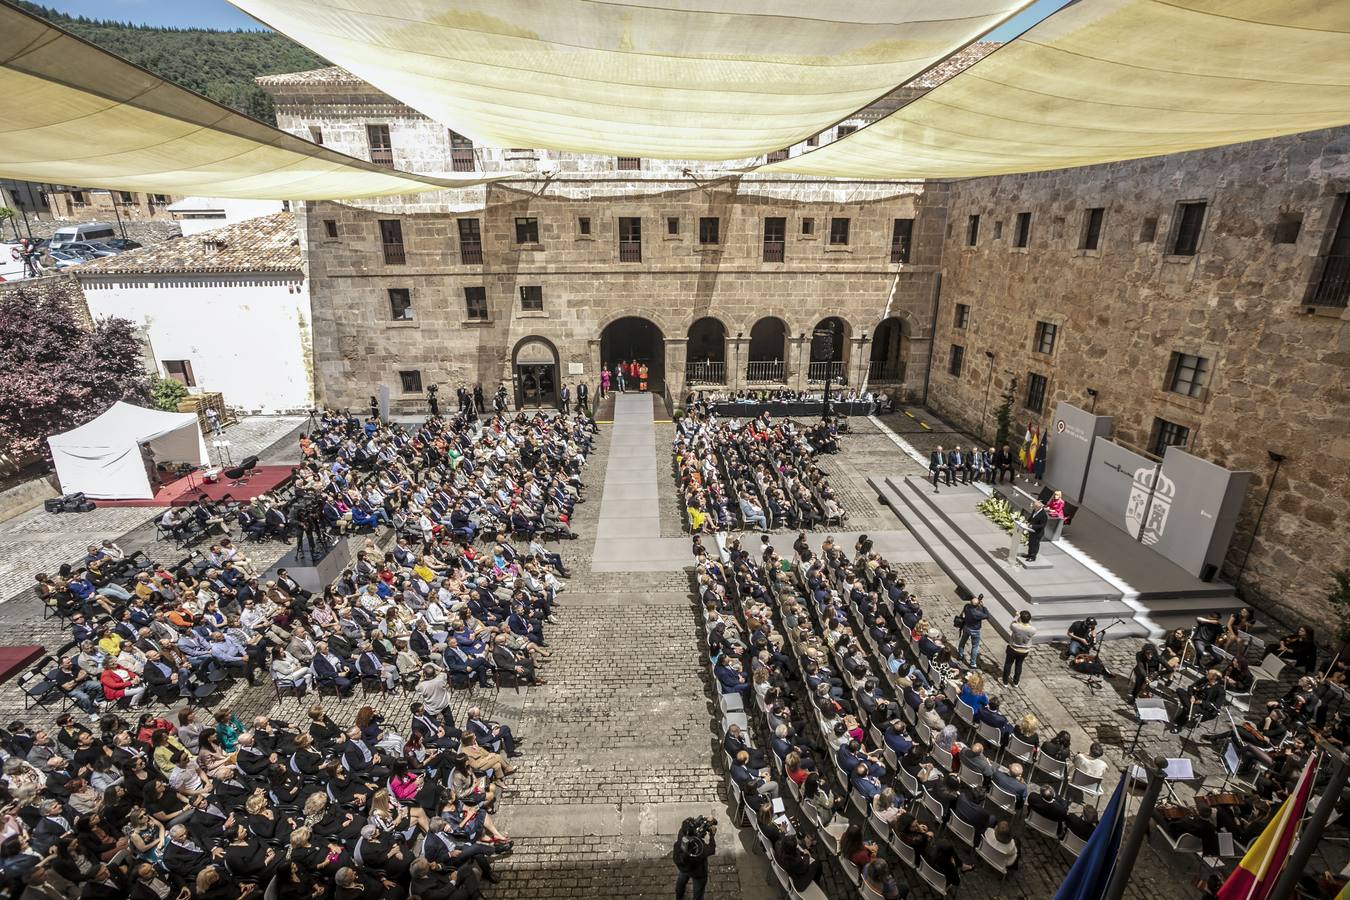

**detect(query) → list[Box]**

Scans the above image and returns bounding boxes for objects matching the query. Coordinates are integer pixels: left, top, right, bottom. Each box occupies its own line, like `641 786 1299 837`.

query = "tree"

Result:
0 287 149 460
150 374 189 411
0 206 16 241
993 375 1018 447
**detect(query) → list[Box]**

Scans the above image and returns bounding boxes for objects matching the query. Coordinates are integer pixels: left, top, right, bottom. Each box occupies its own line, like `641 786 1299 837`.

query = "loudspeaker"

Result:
1200 563 1218 583
955 584 975 603
1037 486 1054 503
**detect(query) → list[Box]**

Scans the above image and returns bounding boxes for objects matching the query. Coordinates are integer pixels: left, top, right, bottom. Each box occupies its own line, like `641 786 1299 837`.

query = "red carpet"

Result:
95 465 295 507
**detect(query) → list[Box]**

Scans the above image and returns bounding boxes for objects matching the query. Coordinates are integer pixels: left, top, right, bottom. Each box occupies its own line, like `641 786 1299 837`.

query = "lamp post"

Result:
1103 757 1169 900
980 350 996 442
1086 387 1099 413
813 323 836 422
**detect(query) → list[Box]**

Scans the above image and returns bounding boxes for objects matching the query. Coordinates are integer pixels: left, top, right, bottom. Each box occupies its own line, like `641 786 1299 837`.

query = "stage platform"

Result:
94 465 295 507
870 474 1243 642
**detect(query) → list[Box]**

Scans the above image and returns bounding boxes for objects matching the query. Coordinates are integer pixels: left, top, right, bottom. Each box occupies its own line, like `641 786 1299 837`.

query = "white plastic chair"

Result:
930 743 954 772
1026 808 1062 840
1061 829 1088 857
918 857 951 896
977 839 1016 874
948 813 979 848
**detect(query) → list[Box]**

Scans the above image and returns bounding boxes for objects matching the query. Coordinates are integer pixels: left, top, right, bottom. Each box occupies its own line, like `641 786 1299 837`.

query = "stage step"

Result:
869 475 1147 643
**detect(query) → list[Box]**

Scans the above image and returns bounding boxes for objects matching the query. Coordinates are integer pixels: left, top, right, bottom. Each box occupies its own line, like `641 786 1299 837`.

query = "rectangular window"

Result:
967 214 980 246
616 157 641 171
399 370 423 394
514 217 539 244
162 359 196 387
1309 194 1350 308
699 216 720 245
519 285 543 312
578 217 591 236
954 304 969 329
1034 321 1058 355
464 286 488 321
367 124 393 166
1024 372 1048 413
1150 418 1190 456
763 217 786 262
388 288 413 321
378 219 405 264
70 191 88 206
323 219 338 239
1014 211 1032 248
1273 213 1302 245
836 125 857 139
1170 201 1207 256
666 216 680 236
1081 207 1105 250
1139 216 1158 244
767 149 788 163
1167 352 1210 398
618 217 642 261
449 130 475 172
994 220 1004 241
309 125 324 145
891 218 914 263
457 218 482 264
151 194 170 204
829 217 850 246
117 191 134 203
948 345 965 377
806 133 819 147
801 218 815 236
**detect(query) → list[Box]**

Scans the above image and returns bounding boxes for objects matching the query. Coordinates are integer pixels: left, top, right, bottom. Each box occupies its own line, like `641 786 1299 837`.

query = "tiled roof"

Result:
73 212 301 276
255 66 364 86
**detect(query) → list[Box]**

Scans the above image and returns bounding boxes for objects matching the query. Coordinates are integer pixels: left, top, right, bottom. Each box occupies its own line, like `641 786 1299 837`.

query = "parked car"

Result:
101 238 141 251
60 241 117 258
46 249 87 269
84 241 124 255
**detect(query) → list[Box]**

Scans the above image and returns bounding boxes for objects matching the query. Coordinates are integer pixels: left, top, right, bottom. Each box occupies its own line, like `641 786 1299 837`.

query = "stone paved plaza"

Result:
0 402 1335 900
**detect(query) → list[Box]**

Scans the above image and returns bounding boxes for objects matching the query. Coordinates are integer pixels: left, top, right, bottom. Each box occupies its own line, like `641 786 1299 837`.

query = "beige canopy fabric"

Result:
764 0 1350 180
227 0 1034 161
0 2 502 199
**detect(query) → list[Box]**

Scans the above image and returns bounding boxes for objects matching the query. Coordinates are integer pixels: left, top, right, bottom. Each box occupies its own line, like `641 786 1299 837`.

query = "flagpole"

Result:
1268 748 1347 900
1103 756 1168 900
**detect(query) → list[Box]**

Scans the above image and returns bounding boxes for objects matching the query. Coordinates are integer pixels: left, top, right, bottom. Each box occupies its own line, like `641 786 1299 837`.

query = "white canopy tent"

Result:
47 402 209 500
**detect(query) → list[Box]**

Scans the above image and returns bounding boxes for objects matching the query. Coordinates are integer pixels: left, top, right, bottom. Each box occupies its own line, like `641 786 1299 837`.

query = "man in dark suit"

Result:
952 787 995 841
163 825 221 879
948 446 969 485
311 641 353 695
729 749 778 798
491 634 543 685
991 762 1029 809
140 650 183 702
929 446 951 491
1023 500 1048 562
340 726 389 780
1028 784 1069 827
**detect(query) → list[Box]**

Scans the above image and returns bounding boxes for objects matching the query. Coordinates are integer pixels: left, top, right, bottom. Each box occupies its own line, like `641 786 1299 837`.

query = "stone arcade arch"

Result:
513 335 560 408
685 316 727 385
600 316 665 392
746 316 788 383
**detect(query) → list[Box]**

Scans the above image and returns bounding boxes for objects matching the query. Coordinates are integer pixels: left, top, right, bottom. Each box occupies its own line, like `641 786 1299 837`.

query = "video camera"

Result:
678 815 717 859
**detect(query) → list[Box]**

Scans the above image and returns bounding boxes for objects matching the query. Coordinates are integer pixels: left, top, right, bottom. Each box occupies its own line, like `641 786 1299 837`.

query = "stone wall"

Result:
927 126 1350 629
304 178 947 410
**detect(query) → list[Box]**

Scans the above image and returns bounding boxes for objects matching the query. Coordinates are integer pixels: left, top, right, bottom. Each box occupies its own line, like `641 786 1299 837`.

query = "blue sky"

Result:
44 0 266 29
49 0 1071 37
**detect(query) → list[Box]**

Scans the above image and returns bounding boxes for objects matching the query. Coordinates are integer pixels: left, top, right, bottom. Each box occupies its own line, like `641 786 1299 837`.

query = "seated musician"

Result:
1274 625 1318 674
1222 655 1255 694
1267 675 1319 725
1151 802 1221 855
1159 628 1189 670
1066 618 1097 658
1131 642 1165 699
1170 669 1225 734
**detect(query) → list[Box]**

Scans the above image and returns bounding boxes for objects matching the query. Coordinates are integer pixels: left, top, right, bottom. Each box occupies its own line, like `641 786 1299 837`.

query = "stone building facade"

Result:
259 69 950 414
927 127 1350 628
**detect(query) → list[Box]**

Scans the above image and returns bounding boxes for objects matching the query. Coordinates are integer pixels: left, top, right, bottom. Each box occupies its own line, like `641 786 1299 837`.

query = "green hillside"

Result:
15 1 327 123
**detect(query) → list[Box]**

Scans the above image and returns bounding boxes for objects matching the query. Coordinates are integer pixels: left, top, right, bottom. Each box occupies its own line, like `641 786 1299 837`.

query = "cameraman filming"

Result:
673 815 717 900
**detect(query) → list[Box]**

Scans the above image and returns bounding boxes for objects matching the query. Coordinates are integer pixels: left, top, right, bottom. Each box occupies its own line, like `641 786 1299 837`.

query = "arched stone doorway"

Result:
685 317 726 385
747 316 787 383
513 336 560 409
809 316 850 384
601 316 665 392
869 316 907 384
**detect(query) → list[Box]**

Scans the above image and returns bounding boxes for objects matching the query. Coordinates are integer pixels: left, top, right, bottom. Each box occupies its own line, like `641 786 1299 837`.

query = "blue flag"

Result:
1053 777 1128 900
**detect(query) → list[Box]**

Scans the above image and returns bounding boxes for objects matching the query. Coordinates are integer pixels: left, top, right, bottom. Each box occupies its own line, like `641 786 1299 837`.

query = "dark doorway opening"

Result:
513 336 560 409
601 316 665 392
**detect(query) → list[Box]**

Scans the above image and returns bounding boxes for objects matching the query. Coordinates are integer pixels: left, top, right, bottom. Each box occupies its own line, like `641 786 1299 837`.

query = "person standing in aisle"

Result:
1002 611 1035 685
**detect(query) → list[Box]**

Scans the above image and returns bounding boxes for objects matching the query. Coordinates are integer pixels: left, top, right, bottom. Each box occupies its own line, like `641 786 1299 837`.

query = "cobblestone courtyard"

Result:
0 407 1332 900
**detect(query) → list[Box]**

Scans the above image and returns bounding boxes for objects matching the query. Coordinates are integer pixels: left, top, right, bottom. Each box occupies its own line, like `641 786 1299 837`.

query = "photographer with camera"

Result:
673 815 717 900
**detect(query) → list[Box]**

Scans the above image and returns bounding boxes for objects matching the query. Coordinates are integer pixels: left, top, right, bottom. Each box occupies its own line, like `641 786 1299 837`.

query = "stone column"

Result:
728 335 747 392
664 338 688 405
852 334 873 388
790 335 808 392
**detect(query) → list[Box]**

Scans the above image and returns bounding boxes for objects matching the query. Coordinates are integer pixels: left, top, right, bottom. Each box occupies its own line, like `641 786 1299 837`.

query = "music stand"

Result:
1128 697 1171 753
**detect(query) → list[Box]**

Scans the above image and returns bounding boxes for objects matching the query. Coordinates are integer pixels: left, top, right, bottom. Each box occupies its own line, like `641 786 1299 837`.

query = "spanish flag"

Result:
1026 425 1040 473
1018 423 1032 466
1217 752 1318 900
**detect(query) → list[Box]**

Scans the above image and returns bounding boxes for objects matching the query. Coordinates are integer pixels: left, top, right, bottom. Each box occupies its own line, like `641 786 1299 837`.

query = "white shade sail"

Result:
227 0 1034 161
0 1 504 199
764 0 1350 180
